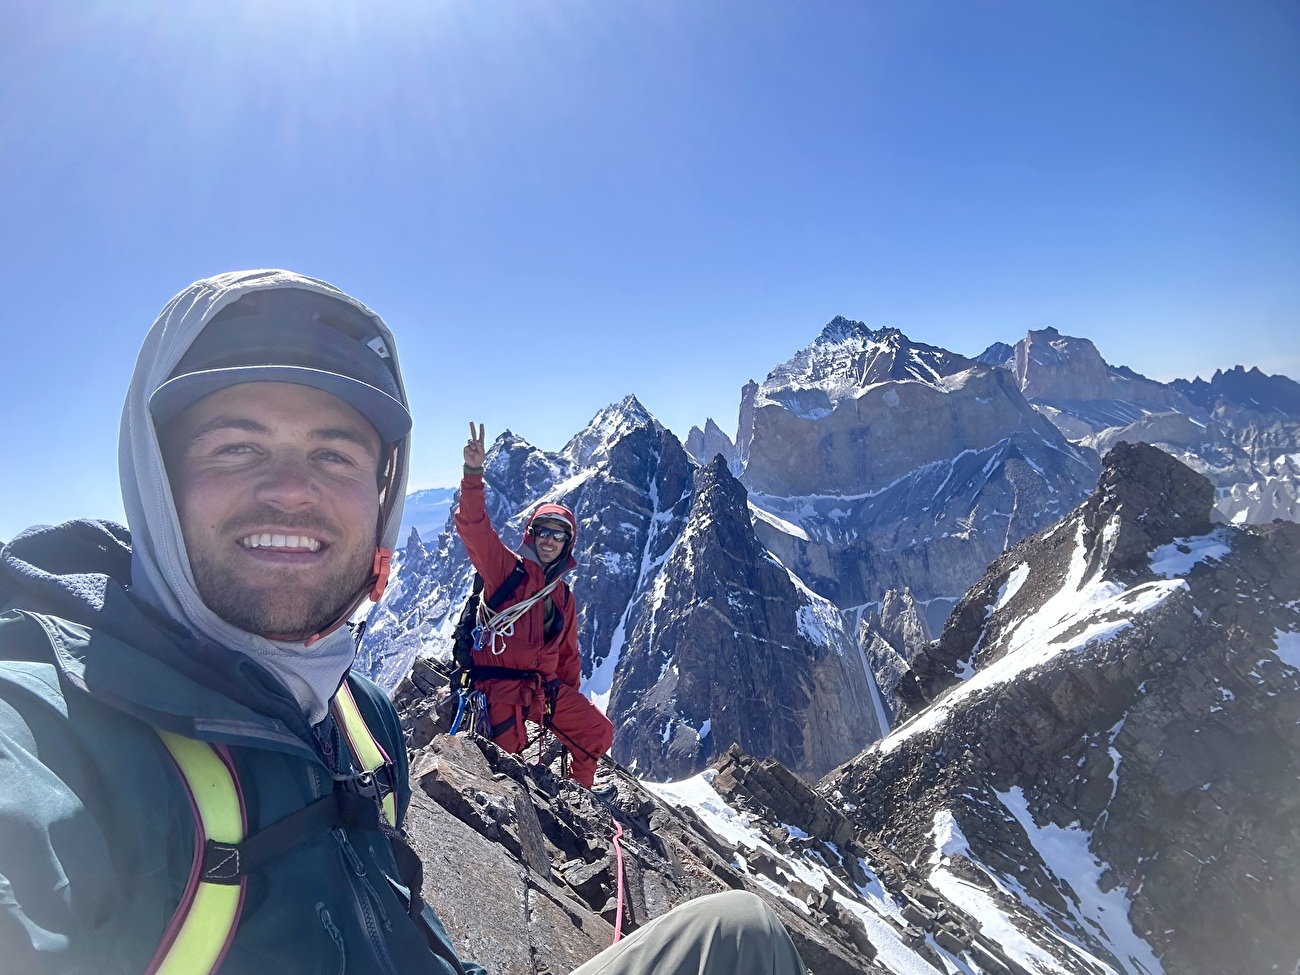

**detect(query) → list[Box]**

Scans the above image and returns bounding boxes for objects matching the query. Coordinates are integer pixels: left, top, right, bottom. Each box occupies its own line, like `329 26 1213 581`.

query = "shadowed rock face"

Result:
861 588 934 723
822 443 1300 975
609 456 887 782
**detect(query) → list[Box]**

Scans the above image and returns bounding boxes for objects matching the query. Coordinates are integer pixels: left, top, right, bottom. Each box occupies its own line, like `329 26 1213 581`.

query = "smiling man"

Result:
0 270 477 974
0 270 806 975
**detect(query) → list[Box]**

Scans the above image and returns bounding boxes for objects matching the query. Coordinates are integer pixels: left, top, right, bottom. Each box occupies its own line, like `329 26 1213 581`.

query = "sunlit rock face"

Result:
683 416 736 471
738 318 1098 633
989 330 1300 527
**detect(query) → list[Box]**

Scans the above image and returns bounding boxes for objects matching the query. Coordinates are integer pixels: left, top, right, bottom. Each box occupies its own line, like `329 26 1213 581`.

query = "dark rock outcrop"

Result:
403 733 883 974
609 456 886 781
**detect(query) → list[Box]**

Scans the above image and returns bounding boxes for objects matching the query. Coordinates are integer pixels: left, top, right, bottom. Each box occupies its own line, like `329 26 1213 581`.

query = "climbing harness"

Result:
146 682 403 975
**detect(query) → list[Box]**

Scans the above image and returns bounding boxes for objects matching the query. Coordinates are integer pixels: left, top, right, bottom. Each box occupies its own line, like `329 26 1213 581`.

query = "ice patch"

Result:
991 563 1030 616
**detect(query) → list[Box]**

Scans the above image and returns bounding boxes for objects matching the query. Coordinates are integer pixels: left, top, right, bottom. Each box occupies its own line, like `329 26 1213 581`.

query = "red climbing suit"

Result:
454 474 614 788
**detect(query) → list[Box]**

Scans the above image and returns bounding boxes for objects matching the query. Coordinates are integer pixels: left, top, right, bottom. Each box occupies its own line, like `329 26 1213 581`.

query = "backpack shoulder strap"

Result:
147 689 405 975
483 558 528 611
332 680 398 826
147 731 246 975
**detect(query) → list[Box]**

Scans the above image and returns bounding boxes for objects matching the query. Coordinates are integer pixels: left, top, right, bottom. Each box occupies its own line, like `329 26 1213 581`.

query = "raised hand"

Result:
464 421 486 469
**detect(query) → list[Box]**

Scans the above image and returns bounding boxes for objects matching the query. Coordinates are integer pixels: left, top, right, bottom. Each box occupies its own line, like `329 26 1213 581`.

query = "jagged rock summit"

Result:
608 455 887 781
361 396 887 783
683 416 736 470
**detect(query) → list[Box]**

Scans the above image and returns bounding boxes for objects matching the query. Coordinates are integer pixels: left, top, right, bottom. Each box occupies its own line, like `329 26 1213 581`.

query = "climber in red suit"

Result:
455 422 614 788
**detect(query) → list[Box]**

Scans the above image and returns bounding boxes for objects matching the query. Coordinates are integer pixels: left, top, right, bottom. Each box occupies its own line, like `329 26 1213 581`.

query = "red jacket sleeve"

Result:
555 587 581 690
454 475 520 594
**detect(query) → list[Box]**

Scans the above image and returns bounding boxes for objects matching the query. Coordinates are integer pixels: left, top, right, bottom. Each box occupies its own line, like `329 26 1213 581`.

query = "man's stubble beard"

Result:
188 540 374 640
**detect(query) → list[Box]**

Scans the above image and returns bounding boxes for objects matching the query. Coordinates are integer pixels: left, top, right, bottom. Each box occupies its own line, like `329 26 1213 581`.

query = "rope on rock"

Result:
611 819 626 944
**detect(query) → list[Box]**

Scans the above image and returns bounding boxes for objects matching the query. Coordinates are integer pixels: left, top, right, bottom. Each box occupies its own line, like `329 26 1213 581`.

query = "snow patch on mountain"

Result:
990 563 1029 615
648 772 973 975
1271 629 1300 670
879 520 1188 753
1148 530 1232 578
755 318 973 418
997 787 1165 975
927 811 1075 975
748 501 811 540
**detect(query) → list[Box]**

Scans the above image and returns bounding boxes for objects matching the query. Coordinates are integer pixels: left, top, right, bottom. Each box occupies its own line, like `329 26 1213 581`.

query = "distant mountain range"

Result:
360 317 1300 782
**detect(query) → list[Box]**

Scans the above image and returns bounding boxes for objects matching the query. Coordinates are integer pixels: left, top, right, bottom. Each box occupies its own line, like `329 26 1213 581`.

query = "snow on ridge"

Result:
748 501 811 541
997 787 1165 975
1148 530 1232 579
648 772 968 975
755 322 961 418
926 811 1076 975
878 521 1187 753
560 395 660 468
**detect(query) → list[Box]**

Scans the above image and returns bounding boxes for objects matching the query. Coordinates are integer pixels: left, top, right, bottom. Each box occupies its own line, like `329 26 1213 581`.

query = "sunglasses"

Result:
533 526 571 542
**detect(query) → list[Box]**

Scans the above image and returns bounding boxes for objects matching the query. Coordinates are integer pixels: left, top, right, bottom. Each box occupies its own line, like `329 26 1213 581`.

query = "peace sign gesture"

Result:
464 421 486 469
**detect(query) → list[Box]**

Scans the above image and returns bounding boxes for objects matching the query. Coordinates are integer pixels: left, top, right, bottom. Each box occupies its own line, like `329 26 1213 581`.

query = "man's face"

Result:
163 381 383 641
532 519 570 566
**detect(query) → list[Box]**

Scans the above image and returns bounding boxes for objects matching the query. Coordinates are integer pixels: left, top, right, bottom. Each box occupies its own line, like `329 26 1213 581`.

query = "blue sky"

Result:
1 0 1297 540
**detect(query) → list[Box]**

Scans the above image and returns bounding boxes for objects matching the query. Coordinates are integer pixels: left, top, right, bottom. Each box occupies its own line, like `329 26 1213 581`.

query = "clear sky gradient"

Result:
1 0 1297 540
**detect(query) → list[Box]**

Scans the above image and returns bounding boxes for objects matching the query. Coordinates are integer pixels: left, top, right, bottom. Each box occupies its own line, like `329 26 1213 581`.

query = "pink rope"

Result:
611 819 626 943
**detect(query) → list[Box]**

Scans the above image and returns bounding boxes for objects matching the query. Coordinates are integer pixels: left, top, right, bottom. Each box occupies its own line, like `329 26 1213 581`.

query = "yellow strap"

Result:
153 731 245 975
333 682 398 825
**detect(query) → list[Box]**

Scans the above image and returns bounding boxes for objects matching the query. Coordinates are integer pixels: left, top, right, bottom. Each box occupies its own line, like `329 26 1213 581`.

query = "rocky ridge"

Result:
822 443 1300 975
389 439 1298 975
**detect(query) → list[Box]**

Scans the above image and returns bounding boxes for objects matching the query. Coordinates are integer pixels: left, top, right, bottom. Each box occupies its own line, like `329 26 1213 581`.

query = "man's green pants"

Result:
571 890 807 975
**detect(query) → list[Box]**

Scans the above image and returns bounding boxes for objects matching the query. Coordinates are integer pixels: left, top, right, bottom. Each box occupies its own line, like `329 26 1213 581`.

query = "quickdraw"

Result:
450 687 490 737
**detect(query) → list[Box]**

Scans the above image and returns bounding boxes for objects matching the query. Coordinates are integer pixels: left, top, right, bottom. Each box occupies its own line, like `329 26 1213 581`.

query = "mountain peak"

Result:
815 316 907 348
560 395 662 468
